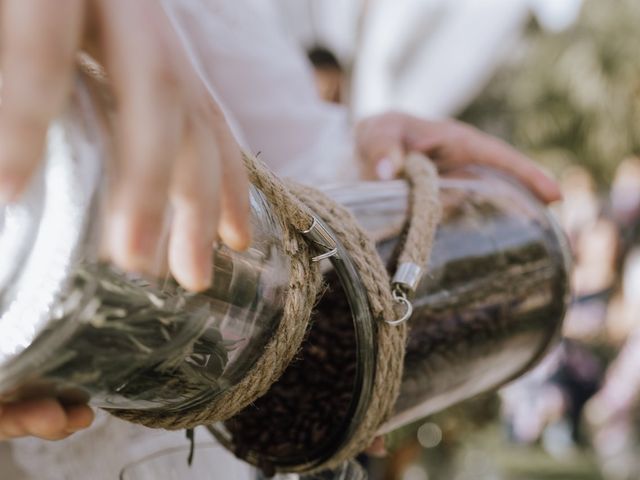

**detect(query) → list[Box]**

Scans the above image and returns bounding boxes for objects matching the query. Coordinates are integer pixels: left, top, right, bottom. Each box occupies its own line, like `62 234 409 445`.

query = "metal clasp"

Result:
300 217 339 262
391 262 423 292
386 262 422 326
386 285 413 326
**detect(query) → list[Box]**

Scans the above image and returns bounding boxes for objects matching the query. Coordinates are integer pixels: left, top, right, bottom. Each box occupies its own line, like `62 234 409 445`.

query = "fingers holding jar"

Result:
355 112 562 205
0 399 94 441
0 0 251 293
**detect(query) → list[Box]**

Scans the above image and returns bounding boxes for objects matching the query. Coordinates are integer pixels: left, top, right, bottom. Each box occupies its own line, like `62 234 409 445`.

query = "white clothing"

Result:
163 0 358 185
272 0 584 119
352 0 532 119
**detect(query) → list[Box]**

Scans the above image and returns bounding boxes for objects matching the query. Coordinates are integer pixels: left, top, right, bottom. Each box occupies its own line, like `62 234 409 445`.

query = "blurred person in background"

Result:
586 249 640 480
272 0 583 119
0 0 561 479
458 1 640 475
500 340 603 453
610 158 640 257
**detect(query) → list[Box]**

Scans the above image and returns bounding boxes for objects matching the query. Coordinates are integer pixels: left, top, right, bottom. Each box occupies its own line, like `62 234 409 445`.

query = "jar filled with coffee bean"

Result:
211 168 570 474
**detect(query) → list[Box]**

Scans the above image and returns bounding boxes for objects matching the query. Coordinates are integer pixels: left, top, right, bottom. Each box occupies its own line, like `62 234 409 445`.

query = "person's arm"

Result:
163 1 560 206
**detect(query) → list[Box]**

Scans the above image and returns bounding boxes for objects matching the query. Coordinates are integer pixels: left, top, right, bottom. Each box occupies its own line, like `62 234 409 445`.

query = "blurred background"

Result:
271 0 640 479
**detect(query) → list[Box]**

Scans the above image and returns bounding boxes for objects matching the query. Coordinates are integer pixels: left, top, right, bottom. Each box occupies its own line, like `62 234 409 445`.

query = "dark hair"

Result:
307 46 342 71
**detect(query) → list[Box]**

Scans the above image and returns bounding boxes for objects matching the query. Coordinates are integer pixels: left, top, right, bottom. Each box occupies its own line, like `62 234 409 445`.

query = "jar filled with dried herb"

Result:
0 78 291 413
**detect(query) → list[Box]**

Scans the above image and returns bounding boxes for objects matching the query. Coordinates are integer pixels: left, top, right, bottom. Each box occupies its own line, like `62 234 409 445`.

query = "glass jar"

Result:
328 172 571 434
211 169 571 473
0 76 571 476
0 78 291 412
120 444 258 480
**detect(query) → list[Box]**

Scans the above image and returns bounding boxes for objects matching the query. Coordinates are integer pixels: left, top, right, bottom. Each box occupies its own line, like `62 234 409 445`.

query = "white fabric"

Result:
0 1 358 478
3 413 253 480
352 0 532 119
162 0 359 186
271 0 583 120
353 0 582 118
269 0 363 66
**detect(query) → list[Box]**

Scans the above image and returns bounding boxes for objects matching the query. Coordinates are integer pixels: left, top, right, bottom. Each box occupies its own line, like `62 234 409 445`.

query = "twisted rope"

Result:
79 59 442 467
112 155 323 429
286 153 440 471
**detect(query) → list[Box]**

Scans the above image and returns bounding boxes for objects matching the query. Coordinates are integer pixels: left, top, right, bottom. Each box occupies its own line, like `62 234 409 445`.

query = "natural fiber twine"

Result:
290 154 440 471
111 152 440 471
77 56 442 470
111 153 324 429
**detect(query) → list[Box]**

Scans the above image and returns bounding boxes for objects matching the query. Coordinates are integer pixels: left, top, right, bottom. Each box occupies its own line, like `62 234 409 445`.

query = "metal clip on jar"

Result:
0 76 571 475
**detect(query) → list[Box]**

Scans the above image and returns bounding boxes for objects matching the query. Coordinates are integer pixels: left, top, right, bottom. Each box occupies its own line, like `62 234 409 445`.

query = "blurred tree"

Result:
460 0 640 187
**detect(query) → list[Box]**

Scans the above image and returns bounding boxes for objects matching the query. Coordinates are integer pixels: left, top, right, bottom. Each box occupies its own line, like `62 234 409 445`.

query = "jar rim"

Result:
208 214 378 473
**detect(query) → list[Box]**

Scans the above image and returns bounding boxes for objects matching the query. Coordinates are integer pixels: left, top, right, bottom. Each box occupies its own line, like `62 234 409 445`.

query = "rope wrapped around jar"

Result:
80 50 442 472
111 150 440 472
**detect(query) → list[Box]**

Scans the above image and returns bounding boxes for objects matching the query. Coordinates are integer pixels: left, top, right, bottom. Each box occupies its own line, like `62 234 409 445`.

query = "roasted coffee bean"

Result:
225 193 568 475
225 271 358 464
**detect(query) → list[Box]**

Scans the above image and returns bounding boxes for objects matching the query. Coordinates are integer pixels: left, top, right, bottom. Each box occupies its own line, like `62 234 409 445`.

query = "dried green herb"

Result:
19 263 236 410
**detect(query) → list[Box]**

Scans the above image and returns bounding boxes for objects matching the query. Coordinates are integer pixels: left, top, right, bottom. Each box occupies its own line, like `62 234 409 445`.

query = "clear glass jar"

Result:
328 171 571 434
0 78 291 412
212 169 571 473
0 76 571 476
119 444 258 480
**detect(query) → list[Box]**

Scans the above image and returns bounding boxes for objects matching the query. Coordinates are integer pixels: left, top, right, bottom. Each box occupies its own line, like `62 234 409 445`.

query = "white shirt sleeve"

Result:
161 0 360 185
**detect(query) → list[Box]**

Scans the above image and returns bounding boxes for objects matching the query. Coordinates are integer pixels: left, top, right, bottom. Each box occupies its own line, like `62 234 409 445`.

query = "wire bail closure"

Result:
387 286 413 326
302 214 424 327
300 217 339 262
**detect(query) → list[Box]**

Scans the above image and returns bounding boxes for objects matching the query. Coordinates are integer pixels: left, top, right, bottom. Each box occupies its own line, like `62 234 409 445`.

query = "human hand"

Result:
355 112 562 204
0 399 94 441
0 0 250 292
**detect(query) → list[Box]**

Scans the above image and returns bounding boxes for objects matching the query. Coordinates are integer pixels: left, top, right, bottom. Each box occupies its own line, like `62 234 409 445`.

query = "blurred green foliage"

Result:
460 0 640 186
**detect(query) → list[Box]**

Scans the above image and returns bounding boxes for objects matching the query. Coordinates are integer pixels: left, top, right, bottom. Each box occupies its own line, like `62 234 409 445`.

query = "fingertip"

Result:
21 399 67 439
547 180 564 203
535 173 563 205
365 436 388 458
64 405 95 433
107 209 166 276
169 216 214 292
219 219 252 252
176 267 212 293
171 250 213 293
379 146 405 179
219 190 252 252
375 158 396 181
546 188 564 204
